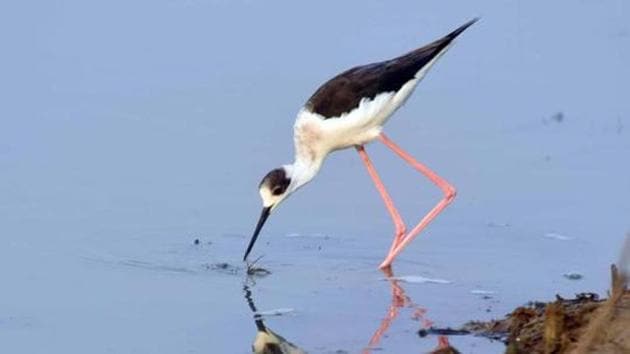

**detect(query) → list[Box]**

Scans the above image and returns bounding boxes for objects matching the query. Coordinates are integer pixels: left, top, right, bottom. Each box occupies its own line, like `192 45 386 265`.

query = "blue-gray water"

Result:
1 1 629 353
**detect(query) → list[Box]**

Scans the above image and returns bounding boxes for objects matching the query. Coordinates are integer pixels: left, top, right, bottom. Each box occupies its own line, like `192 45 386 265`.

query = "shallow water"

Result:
2 1 629 353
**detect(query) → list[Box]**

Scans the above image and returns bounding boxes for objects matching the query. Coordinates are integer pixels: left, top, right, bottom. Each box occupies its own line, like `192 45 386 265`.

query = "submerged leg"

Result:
356 146 406 256
377 133 457 269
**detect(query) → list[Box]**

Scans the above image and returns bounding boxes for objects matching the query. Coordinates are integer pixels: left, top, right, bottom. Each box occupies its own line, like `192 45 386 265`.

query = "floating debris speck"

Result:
208 262 239 275
563 272 584 280
418 327 471 337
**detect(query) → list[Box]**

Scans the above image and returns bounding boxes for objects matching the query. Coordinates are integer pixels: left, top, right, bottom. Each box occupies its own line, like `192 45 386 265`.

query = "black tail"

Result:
390 17 479 86
446 18 480 41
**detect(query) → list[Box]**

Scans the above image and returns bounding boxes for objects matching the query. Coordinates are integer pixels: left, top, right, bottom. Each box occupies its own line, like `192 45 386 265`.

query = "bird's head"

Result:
243 166 294 261
259 166 293 211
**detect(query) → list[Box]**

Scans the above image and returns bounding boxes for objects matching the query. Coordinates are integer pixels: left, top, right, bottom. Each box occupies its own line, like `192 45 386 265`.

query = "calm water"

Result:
1 1 629 353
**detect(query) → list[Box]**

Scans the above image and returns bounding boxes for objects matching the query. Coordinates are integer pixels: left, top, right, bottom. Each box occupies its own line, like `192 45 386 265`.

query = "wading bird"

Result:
244 19 478 269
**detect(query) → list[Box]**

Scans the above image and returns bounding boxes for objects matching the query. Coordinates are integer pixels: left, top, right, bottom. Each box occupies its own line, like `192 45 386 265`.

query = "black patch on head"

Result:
260 168 291 196
305 19 477 118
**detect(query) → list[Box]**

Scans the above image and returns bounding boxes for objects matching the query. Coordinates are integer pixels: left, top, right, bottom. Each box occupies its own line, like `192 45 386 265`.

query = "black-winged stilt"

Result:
244 19 478 269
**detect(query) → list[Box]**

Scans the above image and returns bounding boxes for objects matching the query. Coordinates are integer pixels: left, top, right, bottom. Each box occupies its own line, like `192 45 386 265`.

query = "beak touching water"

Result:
243 206 272 261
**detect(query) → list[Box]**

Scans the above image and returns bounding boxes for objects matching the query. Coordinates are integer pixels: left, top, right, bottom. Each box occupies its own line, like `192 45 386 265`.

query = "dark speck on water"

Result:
208 262 239 275
193 239 200 245
418 327 471 337
543 111 565 125
563 272 584 280
552 111 564 123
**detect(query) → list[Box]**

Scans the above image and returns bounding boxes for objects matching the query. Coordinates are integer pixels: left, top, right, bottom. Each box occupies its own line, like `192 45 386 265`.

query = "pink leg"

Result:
356 146 406 255
378 133 457 269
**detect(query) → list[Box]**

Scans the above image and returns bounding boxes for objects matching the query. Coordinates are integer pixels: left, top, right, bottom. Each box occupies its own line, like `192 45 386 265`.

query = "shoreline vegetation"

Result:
429 236 630 354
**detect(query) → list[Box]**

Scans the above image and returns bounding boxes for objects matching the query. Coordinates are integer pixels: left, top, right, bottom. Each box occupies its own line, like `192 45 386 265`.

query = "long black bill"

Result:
243 206 271 261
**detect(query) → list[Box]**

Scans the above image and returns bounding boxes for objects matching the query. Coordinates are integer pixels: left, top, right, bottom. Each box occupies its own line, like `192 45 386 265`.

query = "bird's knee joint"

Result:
445 186 457 202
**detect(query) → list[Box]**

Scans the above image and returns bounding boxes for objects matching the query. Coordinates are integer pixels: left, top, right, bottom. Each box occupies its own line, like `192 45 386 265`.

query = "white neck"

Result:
286 155 323 194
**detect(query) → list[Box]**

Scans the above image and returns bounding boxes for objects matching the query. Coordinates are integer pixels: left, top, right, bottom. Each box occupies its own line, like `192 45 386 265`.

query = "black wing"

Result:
304 18 478 119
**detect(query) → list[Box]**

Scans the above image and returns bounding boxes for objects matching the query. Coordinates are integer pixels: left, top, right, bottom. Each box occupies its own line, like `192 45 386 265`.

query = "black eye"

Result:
272 186 284 195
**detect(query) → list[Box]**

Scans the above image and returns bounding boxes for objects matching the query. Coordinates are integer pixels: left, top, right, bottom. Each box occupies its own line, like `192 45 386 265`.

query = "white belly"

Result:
293 78 419 158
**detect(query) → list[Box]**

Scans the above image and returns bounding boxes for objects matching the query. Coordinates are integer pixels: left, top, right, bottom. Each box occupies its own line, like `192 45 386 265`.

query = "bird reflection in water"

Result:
243 283 306 354
364 267 460 354
244 267 458 353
